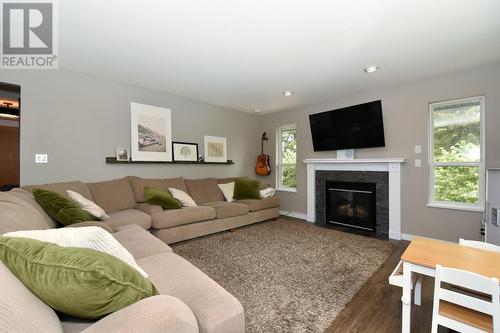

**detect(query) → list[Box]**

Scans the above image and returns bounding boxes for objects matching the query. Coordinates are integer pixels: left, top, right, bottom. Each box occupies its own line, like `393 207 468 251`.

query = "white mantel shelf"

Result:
304 158 406 164
304 158 406 240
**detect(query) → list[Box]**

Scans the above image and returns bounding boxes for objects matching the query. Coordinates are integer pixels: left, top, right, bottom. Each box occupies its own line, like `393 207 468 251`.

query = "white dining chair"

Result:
431 265 499 333
459 238 500 253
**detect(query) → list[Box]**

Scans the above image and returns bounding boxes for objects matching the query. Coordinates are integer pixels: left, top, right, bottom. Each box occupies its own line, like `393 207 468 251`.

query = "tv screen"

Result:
309 100 385 151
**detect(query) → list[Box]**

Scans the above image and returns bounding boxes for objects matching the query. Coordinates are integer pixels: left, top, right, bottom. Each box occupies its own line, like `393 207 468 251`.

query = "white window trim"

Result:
276 123 297 192
428 95 485 212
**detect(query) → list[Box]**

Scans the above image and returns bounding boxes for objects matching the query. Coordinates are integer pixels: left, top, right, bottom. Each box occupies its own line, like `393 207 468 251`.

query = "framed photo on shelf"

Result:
130 102 172 162
172 141 198 162
116 147 129 161
204 135 227 162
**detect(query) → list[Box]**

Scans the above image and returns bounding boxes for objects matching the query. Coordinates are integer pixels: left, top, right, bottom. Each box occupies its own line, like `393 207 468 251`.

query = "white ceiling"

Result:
60 0 500 114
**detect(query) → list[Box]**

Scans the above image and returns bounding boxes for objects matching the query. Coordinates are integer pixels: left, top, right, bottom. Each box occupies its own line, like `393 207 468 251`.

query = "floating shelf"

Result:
106 157 234 165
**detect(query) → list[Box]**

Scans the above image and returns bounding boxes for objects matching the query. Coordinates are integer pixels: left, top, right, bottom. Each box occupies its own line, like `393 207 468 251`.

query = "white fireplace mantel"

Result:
304 158 406 240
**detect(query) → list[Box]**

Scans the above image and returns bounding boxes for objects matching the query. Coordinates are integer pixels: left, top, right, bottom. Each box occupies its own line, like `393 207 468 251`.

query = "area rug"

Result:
171 218 395 333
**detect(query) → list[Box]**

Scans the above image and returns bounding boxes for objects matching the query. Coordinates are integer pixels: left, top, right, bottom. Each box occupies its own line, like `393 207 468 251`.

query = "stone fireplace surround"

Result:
316 171 389 238
304 158 406 240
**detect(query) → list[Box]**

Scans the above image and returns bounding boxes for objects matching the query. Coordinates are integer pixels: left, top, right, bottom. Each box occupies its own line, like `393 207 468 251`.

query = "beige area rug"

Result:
171 218 395 333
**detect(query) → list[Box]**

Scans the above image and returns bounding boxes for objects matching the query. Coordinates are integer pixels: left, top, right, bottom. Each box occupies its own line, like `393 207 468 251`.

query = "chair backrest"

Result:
432 265 499 332
459 238 500 253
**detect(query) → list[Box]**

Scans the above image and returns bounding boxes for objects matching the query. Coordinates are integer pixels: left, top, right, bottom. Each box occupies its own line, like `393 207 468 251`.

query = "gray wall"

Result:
257 62 500 241
0 69 260 184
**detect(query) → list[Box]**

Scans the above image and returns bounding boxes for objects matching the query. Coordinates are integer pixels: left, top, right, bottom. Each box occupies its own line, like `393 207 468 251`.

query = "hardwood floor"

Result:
325 241 454 333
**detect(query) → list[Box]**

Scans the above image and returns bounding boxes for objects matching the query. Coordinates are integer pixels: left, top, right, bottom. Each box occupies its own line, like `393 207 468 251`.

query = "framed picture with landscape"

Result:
130 102 172 161
172 141 198 162
204 135 227 162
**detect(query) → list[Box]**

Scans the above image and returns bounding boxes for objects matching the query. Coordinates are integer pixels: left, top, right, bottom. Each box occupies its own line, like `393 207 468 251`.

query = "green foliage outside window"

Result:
281 128 296 188
432 102 481 204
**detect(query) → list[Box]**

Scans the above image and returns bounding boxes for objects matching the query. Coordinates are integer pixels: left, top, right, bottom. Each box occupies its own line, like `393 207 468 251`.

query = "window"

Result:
428 96 484 211
276 123 297 191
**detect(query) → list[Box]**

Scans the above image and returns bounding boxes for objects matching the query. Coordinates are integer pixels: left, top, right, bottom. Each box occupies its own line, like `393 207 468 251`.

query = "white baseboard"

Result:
279 210 308 221
389 231 402 241
401 233 414 241
401 233 443 242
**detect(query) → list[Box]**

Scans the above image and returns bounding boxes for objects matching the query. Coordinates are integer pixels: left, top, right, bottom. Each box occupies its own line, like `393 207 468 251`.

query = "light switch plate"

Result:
493 208 500 226
35 154 48 164
415 145 422 154
415 159 422 168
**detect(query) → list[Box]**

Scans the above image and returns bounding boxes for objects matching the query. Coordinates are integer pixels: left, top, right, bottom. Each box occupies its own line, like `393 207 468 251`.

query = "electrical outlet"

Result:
493 208 499 226
35 154 48 164
415 159 422 168
415 145 422 154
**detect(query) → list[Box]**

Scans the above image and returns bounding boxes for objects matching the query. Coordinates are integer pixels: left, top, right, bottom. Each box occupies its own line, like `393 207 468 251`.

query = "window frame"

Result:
276 123 297 192
427 95 485 212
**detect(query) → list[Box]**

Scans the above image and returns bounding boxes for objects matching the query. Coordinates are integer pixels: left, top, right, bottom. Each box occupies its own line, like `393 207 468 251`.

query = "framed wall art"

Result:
130 102 172 161
172 141 198 162
116 147 129 161
204 135 227 162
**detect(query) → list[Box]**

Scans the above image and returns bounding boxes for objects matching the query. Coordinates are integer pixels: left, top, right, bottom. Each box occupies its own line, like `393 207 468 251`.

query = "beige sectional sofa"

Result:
128 177 280 243
21 176 280 243
0 175 280 333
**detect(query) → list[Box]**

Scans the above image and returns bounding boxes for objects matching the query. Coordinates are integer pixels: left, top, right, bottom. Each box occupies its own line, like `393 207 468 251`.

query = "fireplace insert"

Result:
325 181 376 232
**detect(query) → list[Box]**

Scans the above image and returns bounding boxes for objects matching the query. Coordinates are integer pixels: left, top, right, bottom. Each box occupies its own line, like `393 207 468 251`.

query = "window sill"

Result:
276 187 297 193
427 202 484 213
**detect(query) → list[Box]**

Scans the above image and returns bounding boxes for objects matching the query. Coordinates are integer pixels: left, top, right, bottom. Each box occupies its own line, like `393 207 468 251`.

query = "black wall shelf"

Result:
106 157 234 165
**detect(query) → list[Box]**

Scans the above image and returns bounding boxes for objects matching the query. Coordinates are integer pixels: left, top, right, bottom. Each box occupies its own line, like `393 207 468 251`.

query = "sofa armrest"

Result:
136 203 163 215
63 221 114 233
82 295 198 333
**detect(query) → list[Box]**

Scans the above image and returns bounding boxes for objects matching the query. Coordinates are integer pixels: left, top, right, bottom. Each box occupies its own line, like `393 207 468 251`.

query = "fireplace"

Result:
326 181 377 232
306 158 405 240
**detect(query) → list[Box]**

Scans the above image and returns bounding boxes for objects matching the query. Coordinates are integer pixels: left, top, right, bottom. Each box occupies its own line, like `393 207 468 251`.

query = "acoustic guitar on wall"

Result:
255 132 271 176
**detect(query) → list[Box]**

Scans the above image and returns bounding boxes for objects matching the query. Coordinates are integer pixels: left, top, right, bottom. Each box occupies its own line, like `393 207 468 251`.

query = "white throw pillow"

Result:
168 188 197 207
4 227 148 278
260 187 276 198
66 190 109 220
218 182 235 202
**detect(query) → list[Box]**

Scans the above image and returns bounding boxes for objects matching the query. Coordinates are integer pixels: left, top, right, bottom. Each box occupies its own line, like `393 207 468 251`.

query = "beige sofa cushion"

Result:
217 177 270 190
8 188 57 228
236 196 280 212
136 202 163 215
87 177 136 213
129 176 187 203
185 178 224 204
202 201 249 219
106 209 152 230
137 252 245 333
81 295 198 333
217 177 237 184
0 192 54 234
23 181 93 200
0 262 63 333
152 207 216 229
113 224 172 259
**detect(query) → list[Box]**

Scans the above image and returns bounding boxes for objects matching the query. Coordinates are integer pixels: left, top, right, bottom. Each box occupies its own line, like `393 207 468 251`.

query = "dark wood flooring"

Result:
325 240 454 333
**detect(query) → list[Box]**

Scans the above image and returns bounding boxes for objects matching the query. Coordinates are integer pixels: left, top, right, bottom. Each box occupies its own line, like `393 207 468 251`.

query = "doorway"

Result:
0 82 21 191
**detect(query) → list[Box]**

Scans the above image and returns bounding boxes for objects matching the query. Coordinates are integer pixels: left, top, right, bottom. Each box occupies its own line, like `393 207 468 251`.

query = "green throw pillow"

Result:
33 188 93 226
233 178 261 200
144 187 182 209
0 236 158 319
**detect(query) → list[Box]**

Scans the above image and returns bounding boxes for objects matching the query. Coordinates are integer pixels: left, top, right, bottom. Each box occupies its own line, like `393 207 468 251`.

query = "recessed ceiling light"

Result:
282 91 293 96
254 109 261 113
363 65 380 74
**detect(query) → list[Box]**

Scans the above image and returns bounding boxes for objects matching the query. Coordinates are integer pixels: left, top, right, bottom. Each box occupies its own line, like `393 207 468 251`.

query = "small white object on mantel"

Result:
303 158 406 240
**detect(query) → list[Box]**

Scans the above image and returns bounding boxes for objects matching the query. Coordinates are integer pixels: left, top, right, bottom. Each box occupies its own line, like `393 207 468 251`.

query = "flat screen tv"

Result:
309 100 385 151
